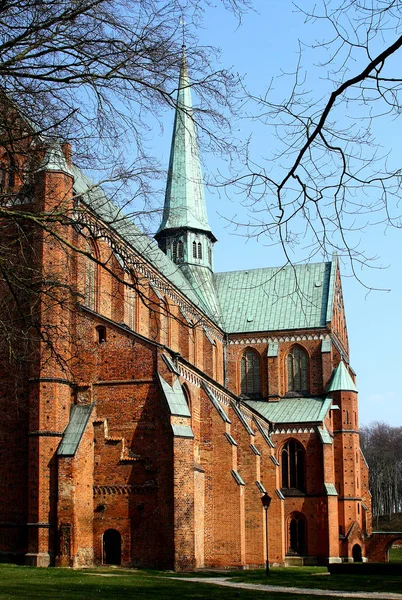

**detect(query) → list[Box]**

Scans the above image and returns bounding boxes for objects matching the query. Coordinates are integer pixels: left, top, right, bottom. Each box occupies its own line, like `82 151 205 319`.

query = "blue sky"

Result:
155 1 401 427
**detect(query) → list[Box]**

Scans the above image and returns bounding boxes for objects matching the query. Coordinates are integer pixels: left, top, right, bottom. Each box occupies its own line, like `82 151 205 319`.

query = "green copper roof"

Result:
214 261 334 333
245 396 333 424
327 361 358 393
179 263 221 324
317 424 333 444
157 51 214 237
40 140 72 175
57 404 94 456
72 165 214 318
158 374 191 417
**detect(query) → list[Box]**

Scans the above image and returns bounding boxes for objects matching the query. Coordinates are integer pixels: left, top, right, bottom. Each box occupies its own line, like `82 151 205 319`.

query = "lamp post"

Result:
261 492 272 576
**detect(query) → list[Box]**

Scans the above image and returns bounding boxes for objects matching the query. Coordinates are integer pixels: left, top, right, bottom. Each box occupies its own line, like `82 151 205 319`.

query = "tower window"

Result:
197 242 202 259
178 240 184 259
240 349 261 397
281 439 305 491
208 246 212 265
172 240 177 261
287 345 309 393
192 241 197 258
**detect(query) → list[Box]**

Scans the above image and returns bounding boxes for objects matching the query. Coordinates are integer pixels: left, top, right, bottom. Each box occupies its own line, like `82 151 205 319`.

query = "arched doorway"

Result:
352 544 362 562
288 513 306 555
103 529 121 565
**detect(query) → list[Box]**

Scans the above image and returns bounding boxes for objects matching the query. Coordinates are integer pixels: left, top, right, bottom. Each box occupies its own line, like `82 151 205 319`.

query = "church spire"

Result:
155 48 216 261
155 48 220 320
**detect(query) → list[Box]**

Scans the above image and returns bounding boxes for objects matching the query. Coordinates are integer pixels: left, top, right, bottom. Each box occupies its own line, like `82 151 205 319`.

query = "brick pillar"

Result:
26 167 74 566
173 436 195 570
322 442 340 563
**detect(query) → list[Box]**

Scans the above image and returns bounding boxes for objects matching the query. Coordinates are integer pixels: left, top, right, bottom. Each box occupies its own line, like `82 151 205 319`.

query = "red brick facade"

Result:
0 128 377 570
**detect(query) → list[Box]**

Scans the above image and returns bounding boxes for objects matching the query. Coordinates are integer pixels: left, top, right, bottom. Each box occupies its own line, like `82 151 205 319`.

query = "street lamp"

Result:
261 492 272 576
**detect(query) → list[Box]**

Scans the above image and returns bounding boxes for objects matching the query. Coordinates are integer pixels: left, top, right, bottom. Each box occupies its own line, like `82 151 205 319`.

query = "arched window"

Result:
192 241 197 258
124 276 136 330
182 384 191 412
197 242 202 259
85 239 98 310
240 349 261 397
288 513 306 555
281 439 305 491
160 298 169 346
287 345 309 393
208 245 212 265
172 240 177 261
178 240 184 259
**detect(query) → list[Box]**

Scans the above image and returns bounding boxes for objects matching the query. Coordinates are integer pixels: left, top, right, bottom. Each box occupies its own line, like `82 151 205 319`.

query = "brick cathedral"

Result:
0 52 374 569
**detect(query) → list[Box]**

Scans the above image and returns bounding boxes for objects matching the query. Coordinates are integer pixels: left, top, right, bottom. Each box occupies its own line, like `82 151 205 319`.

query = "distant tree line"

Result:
360 423 402 524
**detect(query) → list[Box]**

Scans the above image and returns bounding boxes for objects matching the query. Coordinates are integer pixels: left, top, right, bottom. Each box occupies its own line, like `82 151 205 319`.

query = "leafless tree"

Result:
361 422 402 526
0 0 250 372
227 0 402 284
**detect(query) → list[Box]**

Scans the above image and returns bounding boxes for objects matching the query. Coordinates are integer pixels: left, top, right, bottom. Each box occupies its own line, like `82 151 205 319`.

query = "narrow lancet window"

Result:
287 346 309 393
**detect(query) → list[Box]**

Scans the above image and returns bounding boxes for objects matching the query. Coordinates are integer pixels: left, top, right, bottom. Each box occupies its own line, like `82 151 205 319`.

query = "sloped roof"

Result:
40 140 72 175
245 396 333 424
158 374 191 417
214 260 335 333
72 162 337 335
178 263 222 324
71 165 214 319
327 361 358 393
57 404 94 457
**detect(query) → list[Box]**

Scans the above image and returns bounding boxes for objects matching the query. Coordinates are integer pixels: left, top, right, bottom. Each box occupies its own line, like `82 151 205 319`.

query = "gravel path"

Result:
171 576 402 599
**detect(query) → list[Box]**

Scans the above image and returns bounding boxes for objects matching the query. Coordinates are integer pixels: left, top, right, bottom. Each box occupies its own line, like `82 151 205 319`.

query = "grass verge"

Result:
0 564 401 599
209 566 402 593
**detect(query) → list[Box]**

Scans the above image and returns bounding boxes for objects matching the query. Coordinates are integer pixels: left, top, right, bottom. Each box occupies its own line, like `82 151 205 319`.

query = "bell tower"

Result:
155 48 220 320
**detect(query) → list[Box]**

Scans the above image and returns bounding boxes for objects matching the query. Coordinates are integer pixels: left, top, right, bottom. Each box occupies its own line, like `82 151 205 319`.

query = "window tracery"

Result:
281 439 305 491
240 348 261 397
287 345 309 393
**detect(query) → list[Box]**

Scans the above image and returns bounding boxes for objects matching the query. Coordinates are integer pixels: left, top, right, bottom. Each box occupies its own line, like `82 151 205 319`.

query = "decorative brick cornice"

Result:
76 210 223 341
94 482 157 495
273 427 315 435
229 333 329 345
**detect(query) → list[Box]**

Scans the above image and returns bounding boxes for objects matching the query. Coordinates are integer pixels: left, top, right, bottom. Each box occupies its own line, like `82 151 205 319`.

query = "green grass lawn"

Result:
215 566 402 593
0 564 400 600
0 565 326 600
